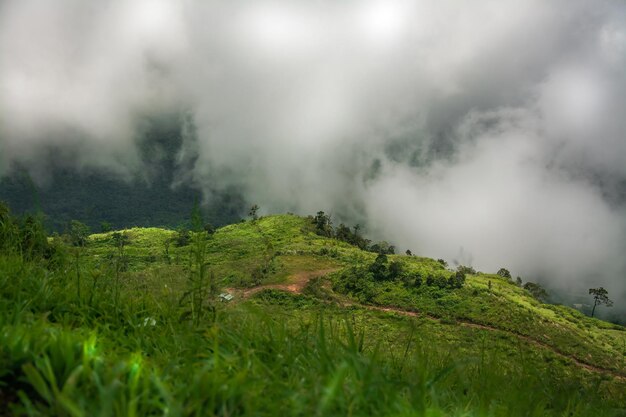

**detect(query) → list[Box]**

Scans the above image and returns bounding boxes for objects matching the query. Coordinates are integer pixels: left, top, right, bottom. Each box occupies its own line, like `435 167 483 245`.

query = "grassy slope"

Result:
1 214 625 416
86 214 626 375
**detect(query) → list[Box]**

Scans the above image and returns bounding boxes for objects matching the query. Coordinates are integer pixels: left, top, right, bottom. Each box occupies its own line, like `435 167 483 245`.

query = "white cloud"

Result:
1 0 625 302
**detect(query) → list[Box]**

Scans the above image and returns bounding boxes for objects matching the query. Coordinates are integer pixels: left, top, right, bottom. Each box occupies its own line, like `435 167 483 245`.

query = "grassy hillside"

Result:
1 211 625 416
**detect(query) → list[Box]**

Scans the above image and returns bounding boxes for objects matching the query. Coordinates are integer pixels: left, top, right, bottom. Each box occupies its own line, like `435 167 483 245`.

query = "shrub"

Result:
175 228 191 247
387 260 404 281
68 220 90 247
333 266 377 302
312 211 333 237
369 253 389 281
523 282 548 302
369 241 395 255
434 274 449 289
457 265 476 275
426 274 435 286
497 268 512 280
448 271 466 289
100 221 112 233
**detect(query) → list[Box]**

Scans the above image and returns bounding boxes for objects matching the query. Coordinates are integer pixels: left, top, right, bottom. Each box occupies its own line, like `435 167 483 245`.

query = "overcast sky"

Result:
1 0 625 306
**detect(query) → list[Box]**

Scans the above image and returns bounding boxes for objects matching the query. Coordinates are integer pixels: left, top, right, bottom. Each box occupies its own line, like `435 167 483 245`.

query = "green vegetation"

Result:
0 120 246 232
1 202 625 416
312 210 395 254
589 287 614 318
523 282 549 302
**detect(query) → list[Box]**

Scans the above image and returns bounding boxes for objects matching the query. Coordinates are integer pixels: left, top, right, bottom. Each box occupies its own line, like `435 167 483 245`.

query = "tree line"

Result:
311 211 396 254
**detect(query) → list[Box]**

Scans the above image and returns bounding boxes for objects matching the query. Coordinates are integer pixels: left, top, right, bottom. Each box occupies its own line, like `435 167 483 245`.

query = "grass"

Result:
1 212 625 416
330 264 626 374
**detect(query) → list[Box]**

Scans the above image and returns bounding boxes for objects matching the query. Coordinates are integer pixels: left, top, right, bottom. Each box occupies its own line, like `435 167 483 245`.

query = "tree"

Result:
69 220 90 247
412 273 423 288
523 282 548 302
457 265 476 275
0 202 15 251
249 204 260 221
437 259 448 268
204 223 215 236
0 201 9 222
100 221 112 233
191 198 204 232
335 223 352 241
334 266 376 303
405 249 412 256
19 214 50 260
449 271 466 289
370 241 395 255
387 260 404 280
497 268 511 279
313 211 333 237
589 287 613 318
369 253 388 281
111 231 130 248
402 272 422 288
434 275 449 289
175 227 191 247
426 274 435 286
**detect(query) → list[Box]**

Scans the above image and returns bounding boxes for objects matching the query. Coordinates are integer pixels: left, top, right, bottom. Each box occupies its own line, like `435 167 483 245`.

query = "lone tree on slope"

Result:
589 287 613 318
249 204 260 221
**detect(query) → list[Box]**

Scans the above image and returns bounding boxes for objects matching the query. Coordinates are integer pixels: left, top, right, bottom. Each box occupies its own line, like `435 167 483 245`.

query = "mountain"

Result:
0 117 246 231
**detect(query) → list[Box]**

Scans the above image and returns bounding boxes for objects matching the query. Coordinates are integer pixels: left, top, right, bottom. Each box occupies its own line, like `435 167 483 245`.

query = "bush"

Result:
387 260 404 281
68 220 90 247
100 221 112 233
497 268 512 280
20 215 53 259
434 274 449 289
523 282 548 302
369 241 395 255
312 211 333 237
402 272 422 288
333 266 377 302
457 265 476 275
111 232 130 247
204 223 215 236
448 271 466 289
369 253 389 281
175 228 191 247
426 274 435 286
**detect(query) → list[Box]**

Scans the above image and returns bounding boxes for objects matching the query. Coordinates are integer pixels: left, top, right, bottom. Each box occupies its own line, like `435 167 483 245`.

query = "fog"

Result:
1 0 625 309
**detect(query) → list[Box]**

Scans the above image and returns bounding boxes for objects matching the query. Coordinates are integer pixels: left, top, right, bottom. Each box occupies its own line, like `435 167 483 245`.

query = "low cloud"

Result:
1 0 625 306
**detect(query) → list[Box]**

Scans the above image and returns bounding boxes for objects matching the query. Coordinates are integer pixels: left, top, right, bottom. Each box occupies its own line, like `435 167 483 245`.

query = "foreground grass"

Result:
1 214 625 416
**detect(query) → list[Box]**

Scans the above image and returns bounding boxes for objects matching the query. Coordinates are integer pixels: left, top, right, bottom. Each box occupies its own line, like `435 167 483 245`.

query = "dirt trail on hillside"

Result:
226 268 339 298
366 306 625 379
228 269 626 380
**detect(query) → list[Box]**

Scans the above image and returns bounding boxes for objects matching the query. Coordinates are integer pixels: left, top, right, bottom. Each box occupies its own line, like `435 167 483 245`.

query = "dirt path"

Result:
226 269 626 380
225 268 339 298
365 305 625 379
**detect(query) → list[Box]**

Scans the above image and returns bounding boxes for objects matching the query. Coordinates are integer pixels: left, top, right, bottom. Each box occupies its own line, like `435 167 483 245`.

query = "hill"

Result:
1 210 625 416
